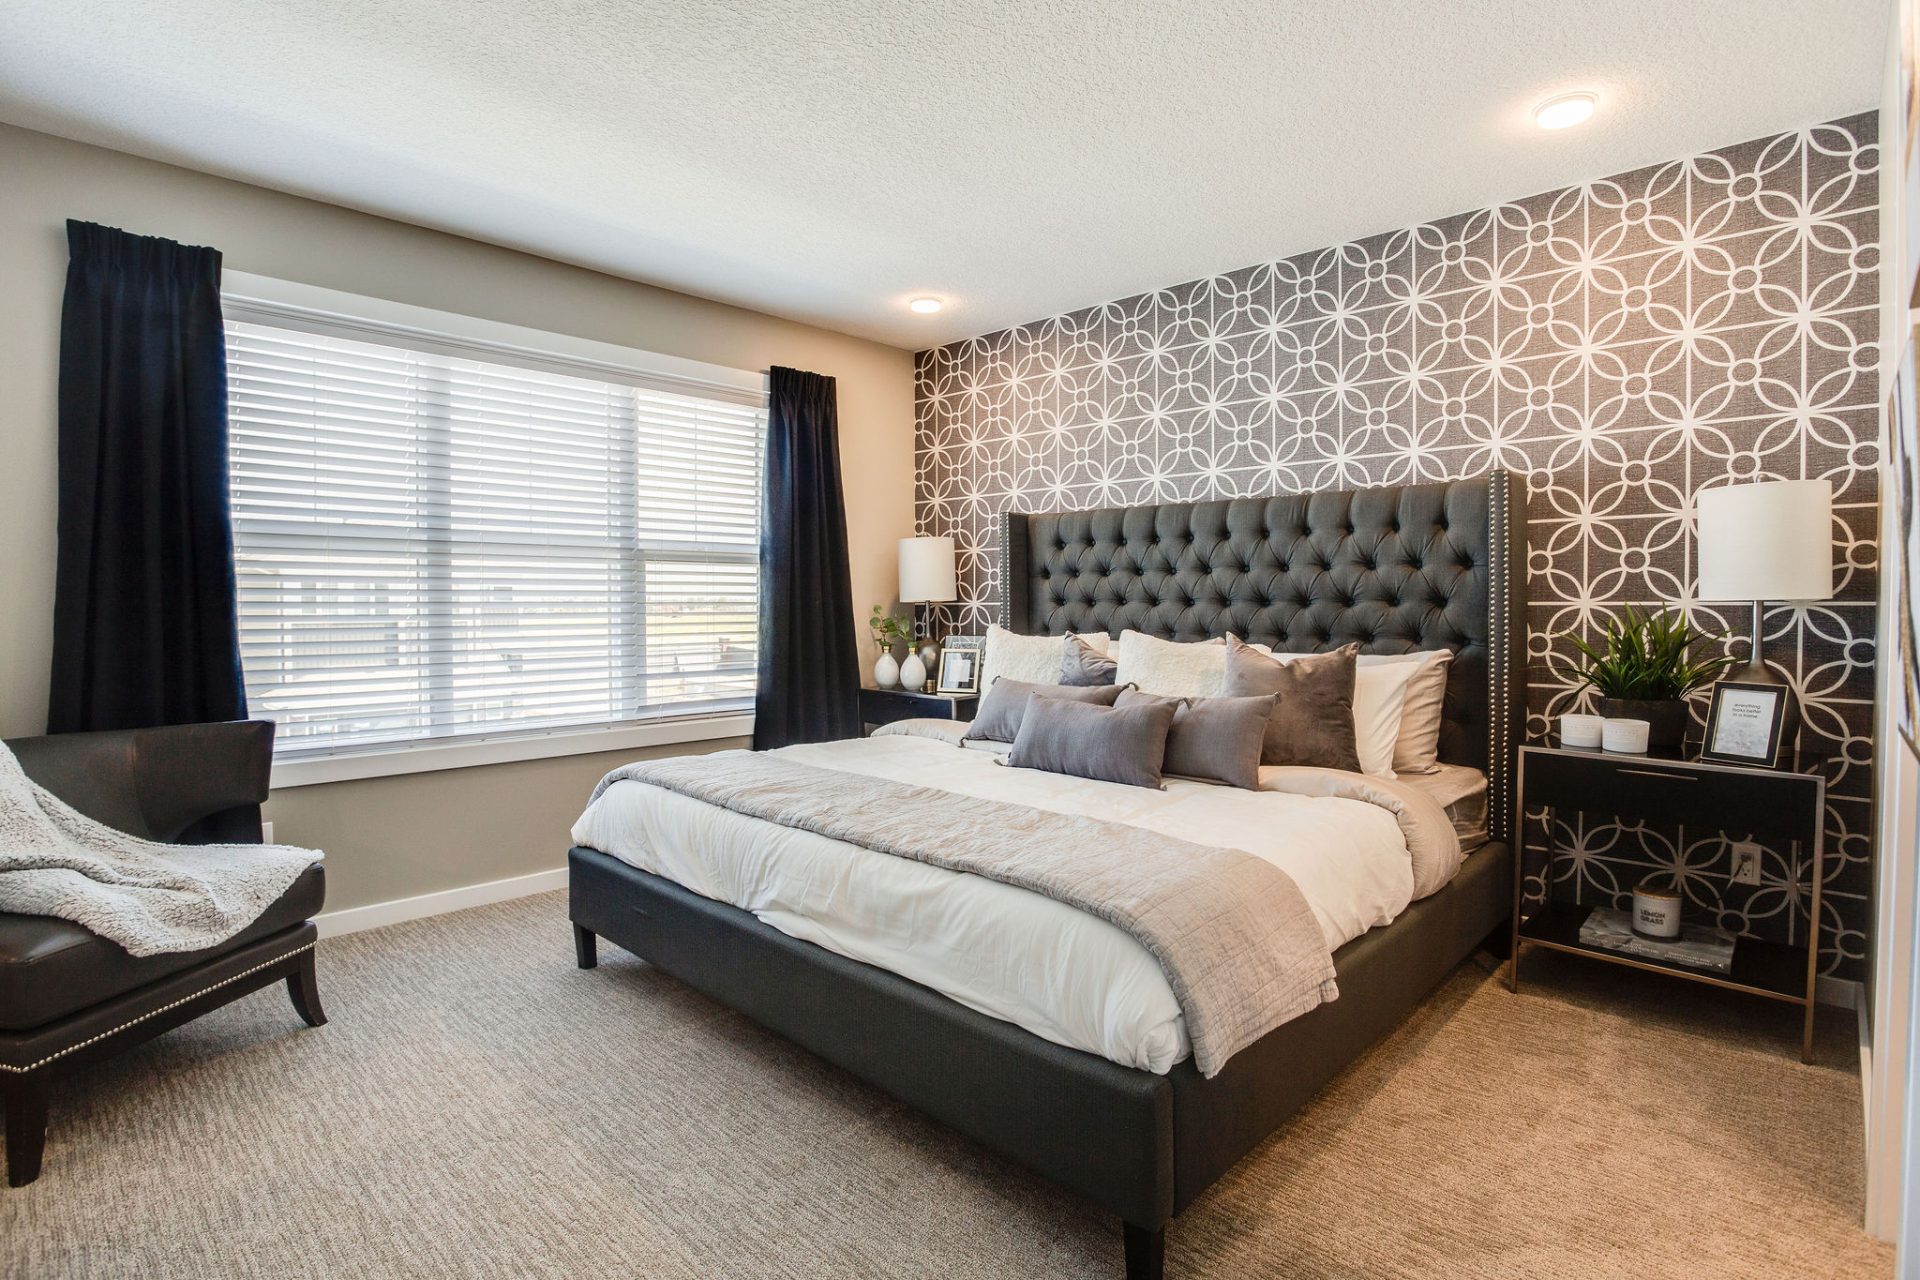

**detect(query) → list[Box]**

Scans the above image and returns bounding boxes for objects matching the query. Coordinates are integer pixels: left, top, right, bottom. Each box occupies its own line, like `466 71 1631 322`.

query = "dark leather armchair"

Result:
0 720 325 1186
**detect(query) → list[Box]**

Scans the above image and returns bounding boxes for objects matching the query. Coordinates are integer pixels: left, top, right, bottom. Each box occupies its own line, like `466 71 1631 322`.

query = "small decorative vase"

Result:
901 652 927 693
1596 697 1690 755
873 648 900 689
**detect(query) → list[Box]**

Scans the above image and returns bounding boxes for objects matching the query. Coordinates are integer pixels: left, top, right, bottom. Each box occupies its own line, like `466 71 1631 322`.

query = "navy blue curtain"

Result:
49 221 245 733
753 366 860 748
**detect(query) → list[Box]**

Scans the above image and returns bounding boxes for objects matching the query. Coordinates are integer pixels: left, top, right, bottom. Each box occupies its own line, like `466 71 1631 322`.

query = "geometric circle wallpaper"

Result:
914 113 1880 978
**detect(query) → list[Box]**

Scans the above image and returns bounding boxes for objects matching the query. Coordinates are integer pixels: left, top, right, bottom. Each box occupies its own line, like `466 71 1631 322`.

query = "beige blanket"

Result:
589 752 1338 1077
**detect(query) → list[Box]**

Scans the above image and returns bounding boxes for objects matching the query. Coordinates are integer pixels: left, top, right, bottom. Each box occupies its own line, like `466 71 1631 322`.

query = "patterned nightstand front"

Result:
1512 745 1826 1061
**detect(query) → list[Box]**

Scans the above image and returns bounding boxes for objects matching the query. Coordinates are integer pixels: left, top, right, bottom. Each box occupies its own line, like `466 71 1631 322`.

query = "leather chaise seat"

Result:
0 863 325 1031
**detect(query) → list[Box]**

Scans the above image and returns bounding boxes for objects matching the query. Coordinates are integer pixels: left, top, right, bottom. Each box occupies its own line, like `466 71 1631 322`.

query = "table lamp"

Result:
1695 478 1834 688
898 535 957 691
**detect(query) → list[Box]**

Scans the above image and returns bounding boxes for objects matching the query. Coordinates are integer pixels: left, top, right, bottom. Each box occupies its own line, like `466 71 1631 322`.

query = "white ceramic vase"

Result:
901 652 927 692
873 649 900 689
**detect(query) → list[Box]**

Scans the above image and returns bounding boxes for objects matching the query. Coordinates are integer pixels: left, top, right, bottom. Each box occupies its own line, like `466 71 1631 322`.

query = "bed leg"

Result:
1123 1221 1165 1280
573 923 598 969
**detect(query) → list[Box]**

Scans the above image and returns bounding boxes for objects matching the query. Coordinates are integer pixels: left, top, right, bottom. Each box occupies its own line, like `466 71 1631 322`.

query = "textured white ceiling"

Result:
0 1 1885 349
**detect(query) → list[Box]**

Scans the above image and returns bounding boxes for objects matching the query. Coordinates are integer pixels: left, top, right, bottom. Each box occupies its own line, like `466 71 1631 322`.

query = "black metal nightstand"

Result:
1510 744 1826 1061
857 686 978 732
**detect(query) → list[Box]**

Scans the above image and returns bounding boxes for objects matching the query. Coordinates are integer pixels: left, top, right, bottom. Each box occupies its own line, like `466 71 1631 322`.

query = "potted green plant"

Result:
1569 606 1737 753
867 605 912 689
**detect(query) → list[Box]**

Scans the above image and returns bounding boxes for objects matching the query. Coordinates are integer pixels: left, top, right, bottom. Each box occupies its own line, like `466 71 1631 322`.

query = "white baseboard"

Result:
315 867 566 937
1819 975 1865 1010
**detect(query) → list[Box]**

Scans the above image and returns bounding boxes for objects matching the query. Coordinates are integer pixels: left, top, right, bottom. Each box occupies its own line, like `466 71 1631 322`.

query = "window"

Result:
223 280 766 771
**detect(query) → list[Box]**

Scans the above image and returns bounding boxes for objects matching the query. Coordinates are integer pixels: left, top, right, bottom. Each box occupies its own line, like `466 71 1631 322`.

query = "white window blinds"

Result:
224 311 766 761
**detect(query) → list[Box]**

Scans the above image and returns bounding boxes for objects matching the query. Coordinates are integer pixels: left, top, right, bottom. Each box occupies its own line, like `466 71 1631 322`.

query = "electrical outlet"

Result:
262 820 275 844
1730 840 1764 886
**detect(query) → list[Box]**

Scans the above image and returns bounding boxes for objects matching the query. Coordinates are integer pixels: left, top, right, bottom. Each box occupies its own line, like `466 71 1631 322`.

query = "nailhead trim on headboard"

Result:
1487 470 1514 844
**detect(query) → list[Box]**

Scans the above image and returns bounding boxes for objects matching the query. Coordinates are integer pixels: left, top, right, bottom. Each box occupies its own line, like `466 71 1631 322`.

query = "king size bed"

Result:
566 473 1524 1279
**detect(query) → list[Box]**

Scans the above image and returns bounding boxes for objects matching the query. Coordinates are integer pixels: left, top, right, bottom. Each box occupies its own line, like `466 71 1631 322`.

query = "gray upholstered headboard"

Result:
995 473 1525 841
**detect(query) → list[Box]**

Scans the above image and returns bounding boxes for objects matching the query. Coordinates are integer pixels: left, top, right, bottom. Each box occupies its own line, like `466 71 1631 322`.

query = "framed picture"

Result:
936 646 981 694
1701 681 1790 767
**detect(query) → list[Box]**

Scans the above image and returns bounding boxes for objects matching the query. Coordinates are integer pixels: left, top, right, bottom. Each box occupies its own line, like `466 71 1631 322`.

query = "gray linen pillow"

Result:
963 677 1125 744
1115 689 1277 790
1221 636 1362 771
1059 633 1119 686
1005 695 1177 789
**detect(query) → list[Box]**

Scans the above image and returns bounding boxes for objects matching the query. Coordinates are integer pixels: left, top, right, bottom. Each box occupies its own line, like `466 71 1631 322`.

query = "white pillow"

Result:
1368 650 1452 774
980 625 1110 689
1113 631 1226 698
1352 652 1447 778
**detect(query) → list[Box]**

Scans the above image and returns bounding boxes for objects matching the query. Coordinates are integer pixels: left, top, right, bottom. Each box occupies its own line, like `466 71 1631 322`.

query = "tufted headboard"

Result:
996 474 1525 841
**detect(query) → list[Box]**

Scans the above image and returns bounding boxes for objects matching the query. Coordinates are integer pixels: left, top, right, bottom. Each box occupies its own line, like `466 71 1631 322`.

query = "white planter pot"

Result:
873 650 900 689
901 652 927 692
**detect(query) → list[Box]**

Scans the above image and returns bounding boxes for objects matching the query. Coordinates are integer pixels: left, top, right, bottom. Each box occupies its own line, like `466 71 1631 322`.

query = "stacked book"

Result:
1577 907 1736 974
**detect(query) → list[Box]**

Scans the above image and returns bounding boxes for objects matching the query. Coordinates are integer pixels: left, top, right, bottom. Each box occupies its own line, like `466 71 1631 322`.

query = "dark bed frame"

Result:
569 474 1525 1279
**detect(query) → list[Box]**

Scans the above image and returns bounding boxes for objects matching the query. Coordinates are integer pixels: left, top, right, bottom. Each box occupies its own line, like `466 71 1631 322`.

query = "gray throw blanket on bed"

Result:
589 752 1338 1077
0 744 320 957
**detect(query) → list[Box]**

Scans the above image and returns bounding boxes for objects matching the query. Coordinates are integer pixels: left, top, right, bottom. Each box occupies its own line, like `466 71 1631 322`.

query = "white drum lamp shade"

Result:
898 536 957 603
1696 479 1834 605
1696 479 1833 685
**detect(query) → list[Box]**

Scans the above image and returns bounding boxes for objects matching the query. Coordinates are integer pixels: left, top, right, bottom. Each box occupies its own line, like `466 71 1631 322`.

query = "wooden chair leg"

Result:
3 1072 50 1188
573 924 598 970
286 948 327 1028
1123 1221 1165 1280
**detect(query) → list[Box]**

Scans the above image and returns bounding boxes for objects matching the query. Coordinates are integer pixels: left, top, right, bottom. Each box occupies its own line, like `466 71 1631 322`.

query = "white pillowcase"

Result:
1352 651 1452 778
1113 631 1226 698
980 625 1110 690
1378 650 1452 774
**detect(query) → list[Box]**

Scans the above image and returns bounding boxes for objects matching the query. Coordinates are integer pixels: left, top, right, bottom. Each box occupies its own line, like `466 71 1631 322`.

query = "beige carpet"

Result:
0 891 1892 1279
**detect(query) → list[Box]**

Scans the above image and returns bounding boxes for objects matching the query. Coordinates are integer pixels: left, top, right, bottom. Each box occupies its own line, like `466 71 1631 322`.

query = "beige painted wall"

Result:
0 122 917 911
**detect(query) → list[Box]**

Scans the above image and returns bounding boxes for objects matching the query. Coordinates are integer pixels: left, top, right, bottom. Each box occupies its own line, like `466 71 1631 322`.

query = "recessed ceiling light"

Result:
908 297 943 314
1534 93 1596 131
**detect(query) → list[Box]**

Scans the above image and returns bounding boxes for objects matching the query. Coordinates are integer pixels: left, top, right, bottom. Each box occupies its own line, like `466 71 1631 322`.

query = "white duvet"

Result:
571 734 1456 1073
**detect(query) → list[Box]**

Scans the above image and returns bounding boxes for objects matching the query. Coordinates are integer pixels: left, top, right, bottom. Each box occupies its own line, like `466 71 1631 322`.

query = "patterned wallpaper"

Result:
914 114 1880 978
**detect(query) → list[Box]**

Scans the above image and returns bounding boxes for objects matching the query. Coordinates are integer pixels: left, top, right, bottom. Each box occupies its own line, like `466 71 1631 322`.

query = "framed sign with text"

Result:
1701 680 1791 768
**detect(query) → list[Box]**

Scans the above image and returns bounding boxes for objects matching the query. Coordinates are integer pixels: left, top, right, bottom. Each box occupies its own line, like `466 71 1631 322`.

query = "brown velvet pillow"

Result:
1220 636 1362 772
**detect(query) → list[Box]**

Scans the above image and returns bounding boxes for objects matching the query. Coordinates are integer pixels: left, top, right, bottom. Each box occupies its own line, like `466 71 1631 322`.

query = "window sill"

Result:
267 714 754 790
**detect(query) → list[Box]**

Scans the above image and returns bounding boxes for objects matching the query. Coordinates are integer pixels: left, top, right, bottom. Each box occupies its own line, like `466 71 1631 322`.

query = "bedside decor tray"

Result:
1577 907 1736 974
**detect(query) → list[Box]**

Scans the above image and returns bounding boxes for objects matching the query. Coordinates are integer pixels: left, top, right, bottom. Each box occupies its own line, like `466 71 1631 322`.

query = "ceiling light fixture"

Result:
1534 93 1596 131
908 297 943 314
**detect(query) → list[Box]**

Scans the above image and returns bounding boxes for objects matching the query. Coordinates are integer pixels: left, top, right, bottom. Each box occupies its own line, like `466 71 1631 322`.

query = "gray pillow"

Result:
1116 689 1277 790
1221 636 1362 772
1059 633 1118 687
963 677 1125 744
1005 696 1177 789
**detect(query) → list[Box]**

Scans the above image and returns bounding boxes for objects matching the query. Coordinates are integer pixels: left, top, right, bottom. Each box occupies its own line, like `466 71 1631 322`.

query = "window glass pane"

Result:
226 318 764 758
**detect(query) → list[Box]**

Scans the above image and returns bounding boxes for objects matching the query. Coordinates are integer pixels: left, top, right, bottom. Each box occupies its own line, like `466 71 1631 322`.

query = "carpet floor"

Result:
0 891 1893 1279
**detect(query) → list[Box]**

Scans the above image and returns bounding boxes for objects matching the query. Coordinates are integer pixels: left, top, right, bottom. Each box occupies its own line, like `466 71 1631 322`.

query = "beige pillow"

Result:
979 625 1109 690
1380 650 1452 774
1113 631 1226 698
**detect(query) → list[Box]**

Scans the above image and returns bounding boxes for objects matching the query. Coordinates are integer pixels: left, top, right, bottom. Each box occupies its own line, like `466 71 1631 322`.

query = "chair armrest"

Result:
5 720 275 844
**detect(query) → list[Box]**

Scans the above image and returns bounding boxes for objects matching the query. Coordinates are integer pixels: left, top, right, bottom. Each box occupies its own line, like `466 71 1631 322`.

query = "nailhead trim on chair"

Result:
0 942 315 1074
